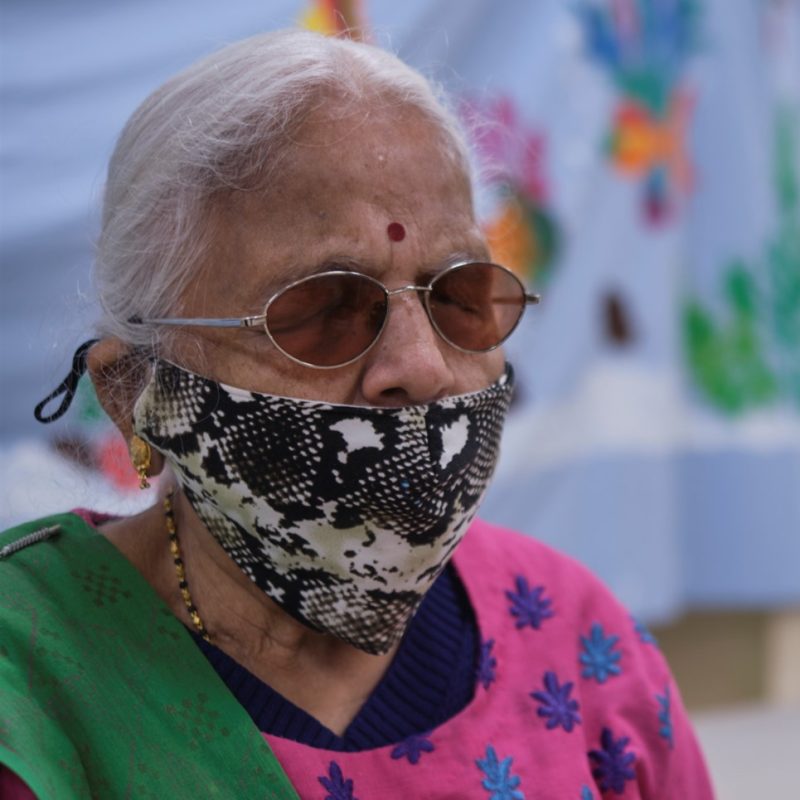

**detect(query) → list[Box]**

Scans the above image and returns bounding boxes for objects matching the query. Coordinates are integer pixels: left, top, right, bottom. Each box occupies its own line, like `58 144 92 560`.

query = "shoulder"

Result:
459 516 662 677
1 512 98 581
457 517 660 701
1 512 91 555
1 511 97 545
0 514 101 643
0 512 129 622
0 514 100 796
459 517 623 622
457 519 714 798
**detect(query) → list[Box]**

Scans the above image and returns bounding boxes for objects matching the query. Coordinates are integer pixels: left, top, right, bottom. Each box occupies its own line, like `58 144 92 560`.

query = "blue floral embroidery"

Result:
476 745 525 800
391 732 435 764
506 576 554 630
632 615 657 645
588 728 636 795
531 671 581 732
656 685 674 748
318 761 358 800
477 638 497 689
580 786 595 800
579 623 622 683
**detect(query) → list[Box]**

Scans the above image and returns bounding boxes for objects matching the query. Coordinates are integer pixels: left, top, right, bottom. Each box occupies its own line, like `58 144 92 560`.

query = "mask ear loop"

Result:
34 338 100 423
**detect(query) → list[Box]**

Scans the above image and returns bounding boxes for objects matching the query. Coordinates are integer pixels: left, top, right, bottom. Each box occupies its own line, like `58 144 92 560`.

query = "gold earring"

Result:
129 435 151 490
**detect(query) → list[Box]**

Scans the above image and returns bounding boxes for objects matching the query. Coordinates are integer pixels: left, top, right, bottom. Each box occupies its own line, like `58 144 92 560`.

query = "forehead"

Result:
200 102 483 307
286 99 467 185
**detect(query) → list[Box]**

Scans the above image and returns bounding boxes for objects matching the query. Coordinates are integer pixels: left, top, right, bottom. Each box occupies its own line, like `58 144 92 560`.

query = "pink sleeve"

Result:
579 588 716 798
0 767 37 800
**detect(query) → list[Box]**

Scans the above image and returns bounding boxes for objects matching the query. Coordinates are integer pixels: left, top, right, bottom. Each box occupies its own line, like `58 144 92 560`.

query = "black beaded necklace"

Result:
164 491 211 642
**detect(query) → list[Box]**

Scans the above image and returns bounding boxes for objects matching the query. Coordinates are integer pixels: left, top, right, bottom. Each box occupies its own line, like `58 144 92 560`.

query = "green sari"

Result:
0 513 299 800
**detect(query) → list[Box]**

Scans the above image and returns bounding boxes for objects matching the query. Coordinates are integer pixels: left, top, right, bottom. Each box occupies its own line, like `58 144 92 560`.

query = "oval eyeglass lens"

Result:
429 263 525 351
266 273 387 367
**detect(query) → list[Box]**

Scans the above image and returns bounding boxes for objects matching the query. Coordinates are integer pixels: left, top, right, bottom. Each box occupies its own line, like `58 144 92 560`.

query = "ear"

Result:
86 338 165 477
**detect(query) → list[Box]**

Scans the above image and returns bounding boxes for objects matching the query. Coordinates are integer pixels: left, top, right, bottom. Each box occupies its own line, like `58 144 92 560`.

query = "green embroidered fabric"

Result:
0 513 299 800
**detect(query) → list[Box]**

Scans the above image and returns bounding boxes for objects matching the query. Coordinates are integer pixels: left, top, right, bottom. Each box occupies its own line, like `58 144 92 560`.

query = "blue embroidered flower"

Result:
656 685 674 748
579 623 622 683
506 576 554 630
588 727 636 795
531 671 581 732
318 761 358 800
580 786 595 800
476 744 525 800
477 638 497 689
632 615 657 645
391 732 435 764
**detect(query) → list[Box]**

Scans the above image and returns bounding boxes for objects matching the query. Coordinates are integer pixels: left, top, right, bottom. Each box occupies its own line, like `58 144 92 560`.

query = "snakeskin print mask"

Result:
133 360 513 654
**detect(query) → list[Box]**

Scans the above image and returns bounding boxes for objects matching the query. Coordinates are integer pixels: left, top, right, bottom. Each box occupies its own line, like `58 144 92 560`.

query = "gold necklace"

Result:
164 491 211 642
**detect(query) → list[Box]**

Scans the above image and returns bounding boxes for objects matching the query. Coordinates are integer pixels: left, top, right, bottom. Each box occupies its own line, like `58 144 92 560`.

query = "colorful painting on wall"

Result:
576 0 702 224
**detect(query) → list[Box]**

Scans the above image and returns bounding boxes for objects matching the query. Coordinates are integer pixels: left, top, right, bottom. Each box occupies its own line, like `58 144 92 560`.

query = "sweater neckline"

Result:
190 559 480 750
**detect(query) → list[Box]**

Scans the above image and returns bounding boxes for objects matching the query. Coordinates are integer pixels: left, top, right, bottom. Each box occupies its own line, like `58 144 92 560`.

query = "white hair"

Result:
95 28 473 348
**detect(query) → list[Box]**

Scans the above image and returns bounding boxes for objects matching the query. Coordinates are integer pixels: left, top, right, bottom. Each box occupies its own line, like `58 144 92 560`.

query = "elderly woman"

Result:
1 30 713 800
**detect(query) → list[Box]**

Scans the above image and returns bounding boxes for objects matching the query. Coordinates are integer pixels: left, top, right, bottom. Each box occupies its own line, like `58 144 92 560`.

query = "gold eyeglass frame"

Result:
133 261 541 369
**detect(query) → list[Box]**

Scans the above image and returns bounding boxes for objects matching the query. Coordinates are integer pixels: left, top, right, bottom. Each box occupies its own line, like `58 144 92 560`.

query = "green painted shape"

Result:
521 197 560 288
618 70 671 117
768 110 800 404
683 107 800 413
683 261 780 414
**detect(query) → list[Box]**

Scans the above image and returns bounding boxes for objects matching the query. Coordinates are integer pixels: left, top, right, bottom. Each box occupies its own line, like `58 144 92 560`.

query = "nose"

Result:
359 289 456 406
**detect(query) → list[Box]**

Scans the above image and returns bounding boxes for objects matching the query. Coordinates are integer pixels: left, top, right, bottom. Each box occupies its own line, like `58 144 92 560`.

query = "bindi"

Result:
387 222 406 242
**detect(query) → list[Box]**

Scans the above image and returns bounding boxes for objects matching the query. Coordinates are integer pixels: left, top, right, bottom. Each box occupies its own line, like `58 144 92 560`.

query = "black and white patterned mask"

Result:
133 360 513 654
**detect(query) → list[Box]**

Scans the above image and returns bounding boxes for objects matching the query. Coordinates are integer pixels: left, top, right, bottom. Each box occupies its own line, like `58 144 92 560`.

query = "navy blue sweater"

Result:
191 564 477 751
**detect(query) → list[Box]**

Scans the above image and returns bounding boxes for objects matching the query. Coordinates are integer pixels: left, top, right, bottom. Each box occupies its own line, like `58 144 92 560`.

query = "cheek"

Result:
482 347 507 385
167 324 368 403
449 347 506 394
234 349 366 403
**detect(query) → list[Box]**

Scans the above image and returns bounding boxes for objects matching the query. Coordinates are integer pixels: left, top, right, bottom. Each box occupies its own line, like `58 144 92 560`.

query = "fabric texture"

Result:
0 513 299 800
264 519 715 799
133 359 513 654
0 513 714 799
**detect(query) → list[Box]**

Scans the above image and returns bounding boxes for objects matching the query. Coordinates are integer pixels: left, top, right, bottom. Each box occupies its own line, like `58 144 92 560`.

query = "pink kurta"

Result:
266 519 714 799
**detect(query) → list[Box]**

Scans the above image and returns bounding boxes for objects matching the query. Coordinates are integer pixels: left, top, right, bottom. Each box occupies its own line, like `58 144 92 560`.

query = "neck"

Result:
100 485 397 735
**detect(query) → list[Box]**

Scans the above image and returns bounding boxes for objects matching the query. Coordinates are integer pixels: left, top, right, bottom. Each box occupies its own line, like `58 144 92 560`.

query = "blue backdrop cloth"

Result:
2 0 799 621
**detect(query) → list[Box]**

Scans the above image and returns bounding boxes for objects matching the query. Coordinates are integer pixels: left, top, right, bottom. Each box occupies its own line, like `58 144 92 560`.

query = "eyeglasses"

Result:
134 261 540 369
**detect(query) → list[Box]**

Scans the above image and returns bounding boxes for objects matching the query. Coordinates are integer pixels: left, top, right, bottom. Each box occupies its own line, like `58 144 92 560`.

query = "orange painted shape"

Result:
300 0 367 40
483 199 538 281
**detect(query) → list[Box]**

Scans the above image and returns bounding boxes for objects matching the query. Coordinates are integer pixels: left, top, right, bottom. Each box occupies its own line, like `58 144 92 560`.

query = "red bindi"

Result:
387 222 406 242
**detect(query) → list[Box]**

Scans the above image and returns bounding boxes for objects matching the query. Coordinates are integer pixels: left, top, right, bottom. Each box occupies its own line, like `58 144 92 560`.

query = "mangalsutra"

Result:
164 491 211 642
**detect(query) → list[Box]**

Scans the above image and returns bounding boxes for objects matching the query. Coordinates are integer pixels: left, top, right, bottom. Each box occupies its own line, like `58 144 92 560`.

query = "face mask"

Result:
133 360 513 654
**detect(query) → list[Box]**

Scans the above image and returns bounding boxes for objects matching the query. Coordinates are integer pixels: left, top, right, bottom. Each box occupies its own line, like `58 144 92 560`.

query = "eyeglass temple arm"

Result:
132 315 267 328
493 294 541 306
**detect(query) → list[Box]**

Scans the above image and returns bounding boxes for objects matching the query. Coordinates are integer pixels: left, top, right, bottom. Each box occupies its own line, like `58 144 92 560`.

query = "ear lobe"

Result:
86 338 165 477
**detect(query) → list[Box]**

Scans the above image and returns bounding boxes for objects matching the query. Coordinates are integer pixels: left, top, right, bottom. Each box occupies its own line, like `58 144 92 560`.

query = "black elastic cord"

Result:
34 338 100 423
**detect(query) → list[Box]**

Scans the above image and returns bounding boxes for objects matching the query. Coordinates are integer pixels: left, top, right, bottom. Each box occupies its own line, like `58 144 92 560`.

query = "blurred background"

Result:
2 1 799 795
